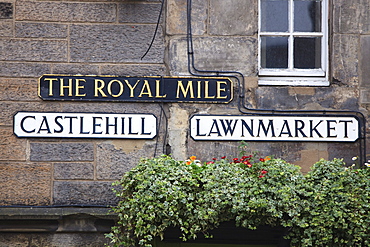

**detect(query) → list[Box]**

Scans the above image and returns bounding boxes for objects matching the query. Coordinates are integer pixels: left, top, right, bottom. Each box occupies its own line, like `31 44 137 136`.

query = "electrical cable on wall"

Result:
186 0 366 165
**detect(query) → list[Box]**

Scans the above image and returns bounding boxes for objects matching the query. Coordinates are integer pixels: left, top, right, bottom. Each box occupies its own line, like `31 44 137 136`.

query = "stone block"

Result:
100 64 166 76
0 102 61 125
52 64 99 76
0 39 67 62
169 36 257 76
96 140 156 180
360 89 370 104
53 181 118 206
166 0 207 35
0 128 26 161
15 2 116 23
0 234 29 247
54 163 94 180
0 2 12 19
209 0 257 35
332 34 359 85
118 3 161 23
30 143 94 162
15 22 68 38
70 24 164 63
360 36 370 88
0 62 50 77
0 20 13 36
0 163 51 205
0 78 39 101
333 0 370 34
60 101 162 115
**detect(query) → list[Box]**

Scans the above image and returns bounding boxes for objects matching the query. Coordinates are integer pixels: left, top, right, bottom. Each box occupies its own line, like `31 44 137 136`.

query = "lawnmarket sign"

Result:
190 115 359 142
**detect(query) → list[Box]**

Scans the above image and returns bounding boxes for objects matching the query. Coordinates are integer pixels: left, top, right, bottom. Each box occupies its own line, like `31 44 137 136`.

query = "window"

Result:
258 0 329 86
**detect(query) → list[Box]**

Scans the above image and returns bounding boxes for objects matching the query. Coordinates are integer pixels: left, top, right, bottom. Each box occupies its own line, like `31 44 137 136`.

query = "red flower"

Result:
221 156 226 159
212 157 217 161
261 170 268 174
259 175 264 178
207 161 214 164
259 158 265 162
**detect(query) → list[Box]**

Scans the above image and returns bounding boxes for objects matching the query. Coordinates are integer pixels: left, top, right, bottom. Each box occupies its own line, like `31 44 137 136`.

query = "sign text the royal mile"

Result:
190 115 359 142
14 112 157 139
38 75 233 103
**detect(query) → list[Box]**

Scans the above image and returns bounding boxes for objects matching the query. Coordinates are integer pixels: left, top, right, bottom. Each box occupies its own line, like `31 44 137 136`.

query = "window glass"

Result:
261 36 289 69
294 37 321 69
261 0 289 32
294 0 322 32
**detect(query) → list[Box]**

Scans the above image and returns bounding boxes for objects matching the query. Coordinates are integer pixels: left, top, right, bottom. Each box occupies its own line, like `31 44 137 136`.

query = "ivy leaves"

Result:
106 155 370 247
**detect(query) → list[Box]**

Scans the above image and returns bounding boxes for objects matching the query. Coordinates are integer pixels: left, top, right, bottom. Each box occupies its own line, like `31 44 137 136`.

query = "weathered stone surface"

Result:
15 2 116 23
256 87 359 111
0 102 61 125
332 34 359 85
60 101 162 115
100 64 166 76
54 163 94 180
209 0 257 35
0 78 39 101
169 36 257 76
0 163 51 205
118 3 161 23
328 142 360 165
0 233 110 247
166 0 207 35
333 0 370 34
52 64 99 76
70 24 164 63
96 140 156 180
360 35 370 88
0 2 12 19
15 22 68 38
30 143 94 162
0 128 26 161
53 181 118 205
0 234 29 247
0 20 13 36
0 62 50 77
0 39 67 62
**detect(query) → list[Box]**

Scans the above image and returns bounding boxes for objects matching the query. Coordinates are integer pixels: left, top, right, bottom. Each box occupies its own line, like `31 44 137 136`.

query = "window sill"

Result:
258 77 329 86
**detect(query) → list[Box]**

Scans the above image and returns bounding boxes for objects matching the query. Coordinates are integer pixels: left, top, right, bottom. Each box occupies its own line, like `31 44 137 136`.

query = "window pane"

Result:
294 0 322 32
294 37 321 68
261 36 289 68
261 0 289 32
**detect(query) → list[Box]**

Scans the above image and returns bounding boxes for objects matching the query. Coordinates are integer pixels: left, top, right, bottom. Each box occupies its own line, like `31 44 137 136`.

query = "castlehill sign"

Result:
14 112 157 139
190 115 360 142
38 75 233 103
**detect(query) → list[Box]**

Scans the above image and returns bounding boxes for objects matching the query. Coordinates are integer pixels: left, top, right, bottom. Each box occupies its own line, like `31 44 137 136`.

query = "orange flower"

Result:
190 156 196 161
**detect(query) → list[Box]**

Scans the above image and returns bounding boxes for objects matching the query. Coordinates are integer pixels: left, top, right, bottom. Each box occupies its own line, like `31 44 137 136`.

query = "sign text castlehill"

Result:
38 75 233 103
14 112 157 139
190 115 359 142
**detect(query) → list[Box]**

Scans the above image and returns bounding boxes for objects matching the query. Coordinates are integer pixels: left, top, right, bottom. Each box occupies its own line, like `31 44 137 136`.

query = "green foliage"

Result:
289 158 370 246
106 155 370 247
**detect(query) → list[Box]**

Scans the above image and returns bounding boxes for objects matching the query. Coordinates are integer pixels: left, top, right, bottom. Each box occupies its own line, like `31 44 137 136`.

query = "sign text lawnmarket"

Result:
38 75 233 103
190 115 359 142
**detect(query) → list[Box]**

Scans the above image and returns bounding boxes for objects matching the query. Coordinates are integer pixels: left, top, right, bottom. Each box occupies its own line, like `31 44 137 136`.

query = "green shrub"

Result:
105 155 370 247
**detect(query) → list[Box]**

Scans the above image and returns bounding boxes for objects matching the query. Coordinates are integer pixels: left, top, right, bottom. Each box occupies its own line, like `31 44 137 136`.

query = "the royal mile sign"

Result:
38 75 233 103
14 112 157 139
190 115 360 142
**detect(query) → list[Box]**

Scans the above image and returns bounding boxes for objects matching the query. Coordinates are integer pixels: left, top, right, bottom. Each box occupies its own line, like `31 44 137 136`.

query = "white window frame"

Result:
258 0 329 86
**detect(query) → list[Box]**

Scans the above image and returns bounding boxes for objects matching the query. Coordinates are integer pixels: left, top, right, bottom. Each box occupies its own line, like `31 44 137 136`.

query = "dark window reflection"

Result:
261 36 289 68
294 0 322 32
294 37 321 68
261 0 289 32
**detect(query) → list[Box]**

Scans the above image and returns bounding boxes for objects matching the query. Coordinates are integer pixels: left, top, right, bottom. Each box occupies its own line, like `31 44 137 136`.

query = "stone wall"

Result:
0 0 369 245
